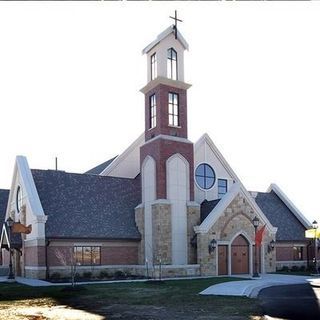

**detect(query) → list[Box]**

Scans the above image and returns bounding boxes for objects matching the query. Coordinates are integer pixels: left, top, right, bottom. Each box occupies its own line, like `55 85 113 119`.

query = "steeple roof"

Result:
142 25 189 54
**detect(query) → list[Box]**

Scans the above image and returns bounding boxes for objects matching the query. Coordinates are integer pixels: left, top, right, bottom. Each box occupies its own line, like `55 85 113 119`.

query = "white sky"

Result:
0 2 319 224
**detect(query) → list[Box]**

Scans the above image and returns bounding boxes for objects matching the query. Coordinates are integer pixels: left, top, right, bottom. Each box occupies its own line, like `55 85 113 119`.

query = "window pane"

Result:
74 247 82 265
195 164 205 176
172 61 177 80
83 247 91 265
168 93 173 103
174 115 179 126
205 177 215 189
196 176 205 189
92 247 100 265
205 165 214 178
173 105 178 116
218 187 225 194
167 60 172 79
172 49 177 60
169 115 174 126
173 93 178 105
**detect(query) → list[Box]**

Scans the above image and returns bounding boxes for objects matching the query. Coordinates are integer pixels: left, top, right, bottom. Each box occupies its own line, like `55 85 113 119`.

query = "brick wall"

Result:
145 84 188 141
47 243 139 267
101 247 138 265
140 138 194 200
24 246 46 267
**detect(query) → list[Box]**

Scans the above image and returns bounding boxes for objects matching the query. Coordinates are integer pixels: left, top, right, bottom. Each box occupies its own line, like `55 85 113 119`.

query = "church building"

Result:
0 24 312 280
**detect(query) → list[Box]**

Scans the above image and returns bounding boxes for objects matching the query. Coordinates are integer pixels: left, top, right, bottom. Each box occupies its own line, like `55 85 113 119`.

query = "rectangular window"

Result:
73 246 101 266
168 92 179 126
218 179 228 198
151 53 157 80
149 94 156 129
293 246 303 261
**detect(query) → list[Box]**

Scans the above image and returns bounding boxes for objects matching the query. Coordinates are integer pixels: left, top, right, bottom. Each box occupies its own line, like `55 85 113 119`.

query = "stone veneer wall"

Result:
152 202 172 264
187 203 200 264
197 193 276 276
48 264 201 279
135 205 145 265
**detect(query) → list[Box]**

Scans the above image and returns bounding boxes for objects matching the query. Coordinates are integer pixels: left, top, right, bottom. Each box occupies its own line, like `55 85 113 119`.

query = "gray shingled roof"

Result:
255 191 307 241
85 156 117 175
0 189 9 223
200 199 220 222
31 169 141 240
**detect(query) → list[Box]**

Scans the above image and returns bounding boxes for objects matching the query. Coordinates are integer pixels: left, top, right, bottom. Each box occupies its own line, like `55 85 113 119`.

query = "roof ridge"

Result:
31 169 139 181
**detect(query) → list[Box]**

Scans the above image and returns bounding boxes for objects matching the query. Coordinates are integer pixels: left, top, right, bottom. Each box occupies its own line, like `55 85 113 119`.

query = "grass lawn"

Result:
0 277 263 320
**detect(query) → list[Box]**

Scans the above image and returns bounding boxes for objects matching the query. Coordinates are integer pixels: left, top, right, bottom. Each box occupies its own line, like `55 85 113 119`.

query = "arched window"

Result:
151 53 157 80
167 48 177 80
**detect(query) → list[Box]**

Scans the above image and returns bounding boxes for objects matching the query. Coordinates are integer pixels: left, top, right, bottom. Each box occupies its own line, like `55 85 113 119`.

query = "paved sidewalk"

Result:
0 275 215 287
200 274 320 298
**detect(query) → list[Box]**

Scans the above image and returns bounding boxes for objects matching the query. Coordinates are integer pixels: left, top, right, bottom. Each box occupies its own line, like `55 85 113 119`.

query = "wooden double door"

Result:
218 235 250 275
231 235 249 274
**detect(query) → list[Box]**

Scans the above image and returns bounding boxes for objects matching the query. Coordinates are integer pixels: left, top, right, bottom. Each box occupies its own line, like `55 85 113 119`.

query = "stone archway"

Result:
231 234 249 274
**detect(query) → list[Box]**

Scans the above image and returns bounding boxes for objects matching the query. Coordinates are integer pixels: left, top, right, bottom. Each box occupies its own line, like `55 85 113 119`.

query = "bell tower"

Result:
136 23 199 268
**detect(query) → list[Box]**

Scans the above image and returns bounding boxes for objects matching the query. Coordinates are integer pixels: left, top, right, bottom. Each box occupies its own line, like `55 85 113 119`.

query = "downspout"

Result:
45 239 50 280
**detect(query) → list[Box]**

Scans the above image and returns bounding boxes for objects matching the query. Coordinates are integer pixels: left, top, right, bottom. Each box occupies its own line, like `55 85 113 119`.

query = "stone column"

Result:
135 205 145 265
187 202 200 264
152 200 172 265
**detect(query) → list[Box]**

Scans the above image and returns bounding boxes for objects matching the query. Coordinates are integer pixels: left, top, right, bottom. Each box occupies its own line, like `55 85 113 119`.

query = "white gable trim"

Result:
142 25 189 54
194 133 240 183
100 133 145 178
194 182 240 234
195 182 277 235
0 224 9 248
267 183 311 229
6 156 45 220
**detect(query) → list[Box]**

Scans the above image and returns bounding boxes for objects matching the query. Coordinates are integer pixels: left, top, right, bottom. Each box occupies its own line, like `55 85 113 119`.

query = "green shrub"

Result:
299 265 306 272
281 266 289 272
99 270 109 279
50 272 61 280
83 271 92 279
114 270 126 279
291 265 299 272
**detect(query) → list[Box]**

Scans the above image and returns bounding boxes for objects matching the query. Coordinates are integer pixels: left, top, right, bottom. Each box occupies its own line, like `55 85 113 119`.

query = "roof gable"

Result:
85 156 117 175
255 190 308 241
194 133 241 183
195 182 277 235
101 133 144 179
142 25 189 54
267 184 310 229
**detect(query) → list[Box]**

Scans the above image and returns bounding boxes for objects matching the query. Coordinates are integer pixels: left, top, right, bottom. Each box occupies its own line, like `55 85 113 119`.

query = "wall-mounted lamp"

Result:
208 239 217 254
268 240 276 253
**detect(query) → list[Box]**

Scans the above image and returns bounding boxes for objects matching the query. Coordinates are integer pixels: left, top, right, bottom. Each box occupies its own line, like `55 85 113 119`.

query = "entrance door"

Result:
218 245 228 275
231 235 249 274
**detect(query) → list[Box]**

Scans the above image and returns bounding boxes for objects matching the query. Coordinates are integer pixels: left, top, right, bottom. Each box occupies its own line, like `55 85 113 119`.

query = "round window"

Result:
195 163 216 190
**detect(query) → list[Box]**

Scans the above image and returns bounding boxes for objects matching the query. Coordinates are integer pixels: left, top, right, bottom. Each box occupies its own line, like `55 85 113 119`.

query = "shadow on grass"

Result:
0 277 263 319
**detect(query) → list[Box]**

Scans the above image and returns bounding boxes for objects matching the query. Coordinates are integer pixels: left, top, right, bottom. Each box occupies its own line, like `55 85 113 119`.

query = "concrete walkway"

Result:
200 274 320 298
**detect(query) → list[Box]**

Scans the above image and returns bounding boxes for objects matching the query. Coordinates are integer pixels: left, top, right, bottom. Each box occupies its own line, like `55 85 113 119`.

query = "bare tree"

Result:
54 248 77 287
